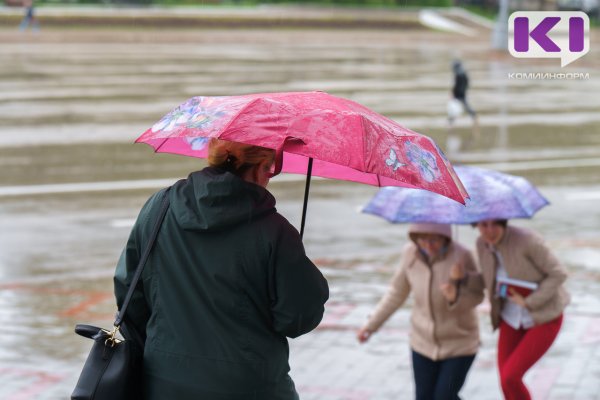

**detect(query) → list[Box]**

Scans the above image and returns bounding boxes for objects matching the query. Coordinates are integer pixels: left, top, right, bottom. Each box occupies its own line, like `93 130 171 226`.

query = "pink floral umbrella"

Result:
136 91 468 236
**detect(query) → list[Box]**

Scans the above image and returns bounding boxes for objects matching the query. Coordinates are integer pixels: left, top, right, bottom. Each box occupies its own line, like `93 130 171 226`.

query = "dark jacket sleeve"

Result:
113 190 164 343
268 221 329 339
453 73 468 99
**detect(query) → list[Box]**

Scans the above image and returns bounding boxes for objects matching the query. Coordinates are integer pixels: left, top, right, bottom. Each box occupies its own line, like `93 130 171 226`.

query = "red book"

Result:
496 276 538 298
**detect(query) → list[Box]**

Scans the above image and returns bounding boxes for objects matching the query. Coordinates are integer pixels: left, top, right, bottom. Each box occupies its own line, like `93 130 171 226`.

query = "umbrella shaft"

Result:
300 158 314 239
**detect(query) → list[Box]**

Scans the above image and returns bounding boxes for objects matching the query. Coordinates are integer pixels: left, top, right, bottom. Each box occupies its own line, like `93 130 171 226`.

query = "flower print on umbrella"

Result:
405 141 440 182
151 97 230 133
151 106 196 133
186 137 210 151
185 97 229 130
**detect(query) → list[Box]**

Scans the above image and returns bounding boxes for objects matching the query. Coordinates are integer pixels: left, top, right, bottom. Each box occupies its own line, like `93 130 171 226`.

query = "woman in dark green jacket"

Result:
114 139 329 400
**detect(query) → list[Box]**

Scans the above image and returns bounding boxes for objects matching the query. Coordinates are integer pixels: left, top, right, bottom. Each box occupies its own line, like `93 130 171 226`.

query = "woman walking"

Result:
357 223 484 400
114 138 329 400
475 219 570 400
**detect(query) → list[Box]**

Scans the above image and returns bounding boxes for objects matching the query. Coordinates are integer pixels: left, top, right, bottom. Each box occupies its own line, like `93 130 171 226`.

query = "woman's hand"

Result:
440 282 458 303
508 288 528 308
356 327 373 344
449 263 466 281
441 263 464 303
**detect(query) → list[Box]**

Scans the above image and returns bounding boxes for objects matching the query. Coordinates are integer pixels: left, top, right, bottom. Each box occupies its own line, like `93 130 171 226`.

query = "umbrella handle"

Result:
300 157 313 239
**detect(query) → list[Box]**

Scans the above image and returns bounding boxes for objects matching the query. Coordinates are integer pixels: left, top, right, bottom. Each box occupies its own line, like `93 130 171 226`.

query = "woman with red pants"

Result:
475 220 570 400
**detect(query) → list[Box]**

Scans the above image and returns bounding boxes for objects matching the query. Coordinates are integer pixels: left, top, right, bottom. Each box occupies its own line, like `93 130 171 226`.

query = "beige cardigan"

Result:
365 241 484 361
476 225 570 330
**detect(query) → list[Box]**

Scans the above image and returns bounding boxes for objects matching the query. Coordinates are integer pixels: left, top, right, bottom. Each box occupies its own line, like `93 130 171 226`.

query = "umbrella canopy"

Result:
136 91 467 204
362 165 549 224
136 91 469 237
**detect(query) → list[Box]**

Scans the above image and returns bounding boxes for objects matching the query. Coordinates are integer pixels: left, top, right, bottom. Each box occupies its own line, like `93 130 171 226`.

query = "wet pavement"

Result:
1 7 600 399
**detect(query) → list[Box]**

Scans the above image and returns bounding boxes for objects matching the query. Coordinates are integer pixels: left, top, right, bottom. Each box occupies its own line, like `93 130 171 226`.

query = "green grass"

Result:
461 5 498 21
36 0 452 6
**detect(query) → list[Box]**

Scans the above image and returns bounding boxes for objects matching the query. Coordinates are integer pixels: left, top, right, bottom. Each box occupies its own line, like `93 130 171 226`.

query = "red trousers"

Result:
497 314 563 400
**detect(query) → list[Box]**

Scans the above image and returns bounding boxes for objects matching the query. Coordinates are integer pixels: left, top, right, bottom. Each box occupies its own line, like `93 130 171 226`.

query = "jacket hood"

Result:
408 223 452 244
170 167 276 232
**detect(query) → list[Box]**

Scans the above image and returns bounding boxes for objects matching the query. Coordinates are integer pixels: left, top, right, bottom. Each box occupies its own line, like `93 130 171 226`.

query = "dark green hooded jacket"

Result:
114 167 329 400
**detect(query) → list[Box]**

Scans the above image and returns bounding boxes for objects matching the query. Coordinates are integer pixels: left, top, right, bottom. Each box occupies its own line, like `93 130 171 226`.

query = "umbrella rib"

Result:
359 115 369 183
154 137 169 154
216 97 264 144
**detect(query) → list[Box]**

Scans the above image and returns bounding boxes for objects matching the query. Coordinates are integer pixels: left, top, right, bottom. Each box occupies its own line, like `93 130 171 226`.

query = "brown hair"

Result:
411 233 451 248
207 138 275 177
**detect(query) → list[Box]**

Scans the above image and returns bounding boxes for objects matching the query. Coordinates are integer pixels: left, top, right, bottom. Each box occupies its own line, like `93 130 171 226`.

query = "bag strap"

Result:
113 186 171 328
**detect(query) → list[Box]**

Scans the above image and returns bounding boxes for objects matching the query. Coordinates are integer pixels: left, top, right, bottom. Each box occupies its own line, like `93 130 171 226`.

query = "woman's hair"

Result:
412 233 450 247
471 219 508 228
208 138 275 177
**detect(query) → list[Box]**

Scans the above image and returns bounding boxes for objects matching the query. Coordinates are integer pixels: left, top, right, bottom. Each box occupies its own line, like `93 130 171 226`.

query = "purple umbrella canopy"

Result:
362 165 549 224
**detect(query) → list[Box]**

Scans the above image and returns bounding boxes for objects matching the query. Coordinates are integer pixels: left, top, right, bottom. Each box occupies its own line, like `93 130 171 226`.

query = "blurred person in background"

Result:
114 138 329 400
19 0 39 32
448 59 479 144
357 223 484 400
475 219 570 400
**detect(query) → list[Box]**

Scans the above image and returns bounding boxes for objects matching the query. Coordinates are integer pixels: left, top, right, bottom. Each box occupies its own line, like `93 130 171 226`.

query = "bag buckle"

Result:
103 325 122 347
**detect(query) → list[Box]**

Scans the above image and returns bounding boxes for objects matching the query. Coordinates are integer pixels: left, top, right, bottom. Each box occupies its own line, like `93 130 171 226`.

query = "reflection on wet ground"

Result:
0 20 599 399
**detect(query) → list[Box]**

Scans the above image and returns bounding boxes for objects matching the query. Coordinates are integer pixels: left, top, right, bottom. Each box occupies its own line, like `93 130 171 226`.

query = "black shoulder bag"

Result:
71 187 171 400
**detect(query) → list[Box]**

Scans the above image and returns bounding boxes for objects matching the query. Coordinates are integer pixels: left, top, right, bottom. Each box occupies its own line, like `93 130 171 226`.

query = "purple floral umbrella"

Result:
362 165 549 224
